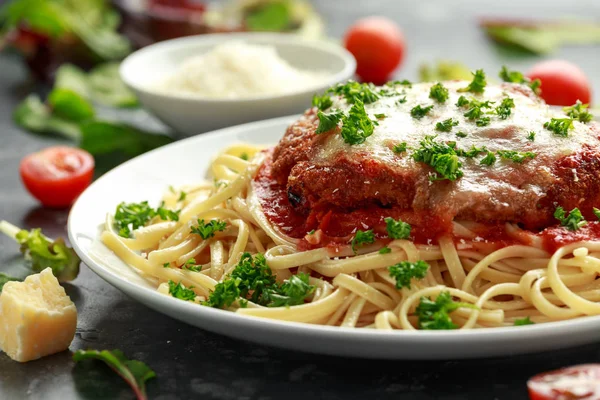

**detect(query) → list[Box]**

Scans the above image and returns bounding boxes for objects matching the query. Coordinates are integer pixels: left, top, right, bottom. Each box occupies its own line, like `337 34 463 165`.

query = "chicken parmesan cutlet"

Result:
253 71 600 245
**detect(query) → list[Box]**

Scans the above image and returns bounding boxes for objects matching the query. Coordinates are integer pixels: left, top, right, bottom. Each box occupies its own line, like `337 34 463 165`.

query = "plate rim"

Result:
68 115 600 359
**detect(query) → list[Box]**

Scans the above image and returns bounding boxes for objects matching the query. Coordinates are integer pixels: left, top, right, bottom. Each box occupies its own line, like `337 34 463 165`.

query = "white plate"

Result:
68 116 600 360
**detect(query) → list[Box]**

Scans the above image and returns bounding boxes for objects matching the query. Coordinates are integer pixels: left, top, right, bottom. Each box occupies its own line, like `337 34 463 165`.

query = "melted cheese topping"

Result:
313 82 598 214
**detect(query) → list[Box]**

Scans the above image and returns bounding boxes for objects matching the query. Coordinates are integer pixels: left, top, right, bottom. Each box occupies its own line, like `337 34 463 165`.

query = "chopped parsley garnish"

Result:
351 229 375 253
240 153 249 161
435 118 459 132
594 207 600 220
168 280 196 301
307 229 316 235
156 205 180 222
410 104 434 119
527 131 536 141
315 110 343 134
190 219 227 239
415 291 477 330
544 118 573 137
374 113 386 119
263 273 316 308
455 144 487 158
327 80 380 105
429 82 449 103
73 350 156 400
396 97 407 105
312 94 333 111
514 317 535 326
114 201 179 238
379 247 391 254
412 135 463 181
177 191 187 202
495 97 515 119
496 150 536 163
182 259 202 272
340 100 375 145
475 117 491 127
554 206 587 231
393 142 408 153
204 253 314 308
163 263 170 268
384 217 411 239
388 260 429 289
387 79 412 88
498 66 541 95
456 95 470 107
463 99 494 120
456 131 467 138
480 151 497 166
564 100 593 123
458 69 487 93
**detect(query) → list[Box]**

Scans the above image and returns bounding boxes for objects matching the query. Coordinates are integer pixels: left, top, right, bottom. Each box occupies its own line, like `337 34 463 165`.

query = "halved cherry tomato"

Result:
344 16 405 85
20 146 94 208
528 364 600 400
527 60 592 106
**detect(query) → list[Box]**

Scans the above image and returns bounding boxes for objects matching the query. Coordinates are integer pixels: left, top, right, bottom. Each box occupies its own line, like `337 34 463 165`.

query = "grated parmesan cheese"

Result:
158 41 328 99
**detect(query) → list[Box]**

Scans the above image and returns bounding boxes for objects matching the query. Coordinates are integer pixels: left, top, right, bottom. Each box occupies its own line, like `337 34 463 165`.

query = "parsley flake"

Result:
183 259 202 272
312 94 333 111
374 113 386 119
393 142 408 153
456 131 467 138
436 118 459 132
114 201 179 238
594 207 600 221
327 81 380 105
514 316 535 326
351 230 375 253
476 117 491 127
315 110 343 134
564 100 593 123
379 247 391 254
480 151 497 166
456 95 470 107
463 99 494 120
190 219 227 239
544 118 573 137
240 153 249 161
177 191 187 202
340 100 375 145
495 97 515 119
388 260 429 289
554 206 587 231
396 97 407 105
496 150 536 163
410 104 434 119
429 82 449 103
416 291 478 330
384 217 411 239
412 135 463 181
168 280 196 301
527 131 536 141
458 69 487 93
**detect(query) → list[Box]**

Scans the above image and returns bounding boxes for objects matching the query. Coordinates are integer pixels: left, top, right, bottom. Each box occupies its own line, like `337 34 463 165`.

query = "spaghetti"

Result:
100 143 600 330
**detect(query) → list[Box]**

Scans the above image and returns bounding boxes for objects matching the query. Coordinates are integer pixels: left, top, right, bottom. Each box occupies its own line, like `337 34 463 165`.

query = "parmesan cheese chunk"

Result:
0 268 77 362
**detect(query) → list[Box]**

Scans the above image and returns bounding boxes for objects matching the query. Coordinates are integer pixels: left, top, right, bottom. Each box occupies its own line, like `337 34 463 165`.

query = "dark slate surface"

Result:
2 1 600 399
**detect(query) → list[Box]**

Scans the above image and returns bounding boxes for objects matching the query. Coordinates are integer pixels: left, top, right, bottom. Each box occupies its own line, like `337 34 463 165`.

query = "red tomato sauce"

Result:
541 222 600 253
253 155 452 248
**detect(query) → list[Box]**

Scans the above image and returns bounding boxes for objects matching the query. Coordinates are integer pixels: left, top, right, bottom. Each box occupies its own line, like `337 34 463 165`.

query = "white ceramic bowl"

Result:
120 33 356 136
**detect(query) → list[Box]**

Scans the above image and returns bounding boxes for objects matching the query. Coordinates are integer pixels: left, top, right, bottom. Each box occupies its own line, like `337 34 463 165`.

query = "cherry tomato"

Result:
20 146 94 208
527 60 592 106
528 364 600 400
344 16 405 85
